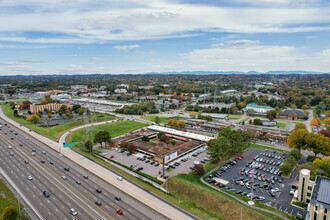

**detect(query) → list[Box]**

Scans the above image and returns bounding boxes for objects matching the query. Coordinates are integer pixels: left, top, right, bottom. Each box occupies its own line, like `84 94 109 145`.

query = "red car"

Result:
261 174 265 178
214 182 221 186
252 195 259 200
116 209 123 215
235 156 242 160
240 171 244 175
110 155 114 159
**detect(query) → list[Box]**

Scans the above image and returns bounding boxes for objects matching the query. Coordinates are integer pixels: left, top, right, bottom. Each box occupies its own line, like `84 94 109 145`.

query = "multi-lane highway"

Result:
0 120 166 220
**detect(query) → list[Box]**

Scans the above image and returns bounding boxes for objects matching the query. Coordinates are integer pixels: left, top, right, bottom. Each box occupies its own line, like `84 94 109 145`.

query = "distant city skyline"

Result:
1 0 330 75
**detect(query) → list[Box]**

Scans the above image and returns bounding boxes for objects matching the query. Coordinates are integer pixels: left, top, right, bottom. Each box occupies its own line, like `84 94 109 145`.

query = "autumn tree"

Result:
177 120 185 128
301 105 308 110
310 118 321 127
192 164 205 176
287 129 309 150
22 100 32 109
168 119 174 126
306 133 330 156
120 141 129 150
1 206 18 220
145 91 151 96
313 158 330 177
294 123 307 130
127 143 137 153
26 114 40 123
189 112 198 118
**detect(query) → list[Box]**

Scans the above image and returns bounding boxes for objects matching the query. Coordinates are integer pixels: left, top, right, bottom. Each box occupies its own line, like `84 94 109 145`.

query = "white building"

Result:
114 89 128 94
117 84 129 89
221 90 237 95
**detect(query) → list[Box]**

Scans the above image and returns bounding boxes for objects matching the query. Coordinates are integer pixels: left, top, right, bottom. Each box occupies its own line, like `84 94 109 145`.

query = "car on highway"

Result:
32 149 36 152
42 151 46 154
64 167 70 171
76 180 81 185
50 161 54 165
83 175 88 179
62 176 67 180
115 196 121 201
116 209 123 215
95 200 102 206
8 145 12 149
10 153 14 156
70 208 77 216
96 189 102 193
31 152 36 156
24 160 29 164
43 191 50 197
27 175 33 181
41 160 45 163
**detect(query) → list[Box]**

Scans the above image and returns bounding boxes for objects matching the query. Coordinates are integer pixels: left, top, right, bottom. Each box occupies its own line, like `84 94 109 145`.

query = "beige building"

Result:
297 169 315 203
307 176 330 220
29 103 71 114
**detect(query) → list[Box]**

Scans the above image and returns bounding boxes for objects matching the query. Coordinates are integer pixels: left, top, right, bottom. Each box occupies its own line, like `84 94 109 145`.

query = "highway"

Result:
0 120 166 220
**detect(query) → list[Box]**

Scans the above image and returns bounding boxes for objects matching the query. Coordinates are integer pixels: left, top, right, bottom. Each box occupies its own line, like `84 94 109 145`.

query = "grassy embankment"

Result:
142 115 184 124
67 120 147 144
228 114 242 120
0 178 26 219
1 104 118 140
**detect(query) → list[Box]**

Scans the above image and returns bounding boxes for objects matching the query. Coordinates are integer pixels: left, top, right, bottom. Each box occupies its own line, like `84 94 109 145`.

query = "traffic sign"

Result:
63 142 76 148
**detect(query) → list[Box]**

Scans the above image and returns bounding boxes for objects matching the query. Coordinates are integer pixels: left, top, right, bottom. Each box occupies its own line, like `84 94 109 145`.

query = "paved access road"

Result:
0 121 166 220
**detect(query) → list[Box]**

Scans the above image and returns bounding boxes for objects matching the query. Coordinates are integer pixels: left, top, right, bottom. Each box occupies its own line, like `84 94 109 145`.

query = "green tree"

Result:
280 163 293 176
286 155 298 166
154 116 160 125
253 118 262 125
94 131 111 147
289 148 302 161
72 104 81 113
208 136 230 162
142 136 150 142
1 206 18 220
58 104 67 116
266 110 277 120
287 129 309 150
84 140 93 153
77 107 85 115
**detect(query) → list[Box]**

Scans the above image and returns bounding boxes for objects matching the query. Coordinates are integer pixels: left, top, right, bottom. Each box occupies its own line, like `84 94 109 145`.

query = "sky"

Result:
0 0 330 75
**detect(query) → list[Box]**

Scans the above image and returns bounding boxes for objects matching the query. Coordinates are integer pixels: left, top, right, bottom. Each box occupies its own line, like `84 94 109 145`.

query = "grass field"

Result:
0 178 26 219
67 120 147 144
174 165 294 220
1 104 118 140
249 144 290 153
276 122 287 129
142 115 183 123
228 114 242 120
238 117 250 124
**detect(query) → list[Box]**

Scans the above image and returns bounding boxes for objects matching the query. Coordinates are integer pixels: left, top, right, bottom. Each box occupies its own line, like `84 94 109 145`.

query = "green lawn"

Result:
175 166 294 220
1 104 118 140
276 122 287 129
67 120 147 144
312 108 325 125
238 117 250 124
0 178 26 219
249 144 290 153
142 115 183 124
228 115 242 120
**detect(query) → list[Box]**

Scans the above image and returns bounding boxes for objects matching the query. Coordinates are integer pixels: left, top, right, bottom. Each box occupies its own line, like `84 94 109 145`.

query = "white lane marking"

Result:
55 209 59 212
40 203 43 206
48 212 51 215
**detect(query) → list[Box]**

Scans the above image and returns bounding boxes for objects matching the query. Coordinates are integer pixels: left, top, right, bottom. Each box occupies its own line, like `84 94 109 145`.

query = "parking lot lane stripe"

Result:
285 207 287 212
290 209 293 214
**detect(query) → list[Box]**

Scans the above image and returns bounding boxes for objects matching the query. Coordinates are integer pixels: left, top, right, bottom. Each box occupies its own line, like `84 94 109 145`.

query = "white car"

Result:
62 176 67 180
271 188 280 193
27 175 33 181
117 176 123 181
70 208 77 216
8 145 12 149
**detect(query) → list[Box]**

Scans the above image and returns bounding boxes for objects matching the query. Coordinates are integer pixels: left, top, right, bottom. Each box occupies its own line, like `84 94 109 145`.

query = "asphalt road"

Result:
0 120 166 220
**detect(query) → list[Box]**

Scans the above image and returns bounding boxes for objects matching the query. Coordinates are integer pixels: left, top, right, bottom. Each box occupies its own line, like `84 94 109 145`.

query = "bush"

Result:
141 136 150 142
306 155 317 163
1 206 18 220
192 164 205 176
290 148 302 161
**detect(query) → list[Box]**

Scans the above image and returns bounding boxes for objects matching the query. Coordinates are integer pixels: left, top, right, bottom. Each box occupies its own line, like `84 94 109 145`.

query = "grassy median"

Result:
1 104 118 140
0 178 26 219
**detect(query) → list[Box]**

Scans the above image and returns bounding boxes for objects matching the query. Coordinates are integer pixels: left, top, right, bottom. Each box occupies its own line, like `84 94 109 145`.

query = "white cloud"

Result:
0 0 329 43
113 44 141 51
181 39 330 72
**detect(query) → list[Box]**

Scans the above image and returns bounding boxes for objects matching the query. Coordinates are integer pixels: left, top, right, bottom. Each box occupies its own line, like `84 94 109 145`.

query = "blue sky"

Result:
0 0 330 75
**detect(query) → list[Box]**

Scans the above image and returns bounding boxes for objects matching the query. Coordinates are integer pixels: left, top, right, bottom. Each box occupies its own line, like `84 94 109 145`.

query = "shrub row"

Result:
280 148 301 176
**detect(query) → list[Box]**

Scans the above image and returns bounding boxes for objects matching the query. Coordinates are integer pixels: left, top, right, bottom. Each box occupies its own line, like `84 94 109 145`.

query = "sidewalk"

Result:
0 107 196 220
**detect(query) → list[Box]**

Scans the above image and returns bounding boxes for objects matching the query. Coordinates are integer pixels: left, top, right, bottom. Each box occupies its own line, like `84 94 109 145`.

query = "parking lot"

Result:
206 148 305 217
95 146 208 177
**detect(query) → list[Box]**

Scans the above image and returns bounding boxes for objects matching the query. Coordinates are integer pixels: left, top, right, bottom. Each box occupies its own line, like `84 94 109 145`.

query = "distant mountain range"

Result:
143 70 329 75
